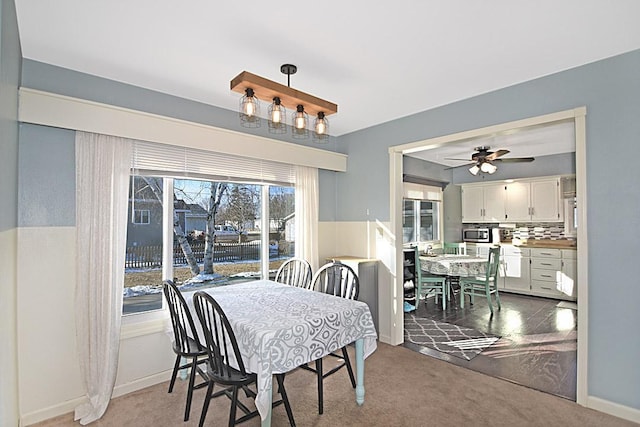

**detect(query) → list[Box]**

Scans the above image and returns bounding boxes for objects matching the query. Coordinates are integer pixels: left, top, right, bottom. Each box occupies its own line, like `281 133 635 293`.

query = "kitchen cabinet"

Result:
461 183 506 222
530 248 563 297
559 249 577 299
501 246 531 292
462 176 564 223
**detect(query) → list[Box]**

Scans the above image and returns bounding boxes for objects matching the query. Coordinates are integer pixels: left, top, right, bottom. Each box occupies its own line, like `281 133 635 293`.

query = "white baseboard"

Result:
587 395 640 424
20 370 173 426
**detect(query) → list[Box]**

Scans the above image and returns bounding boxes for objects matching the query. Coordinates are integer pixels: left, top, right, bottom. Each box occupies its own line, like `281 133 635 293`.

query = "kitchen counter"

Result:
502 239 576 249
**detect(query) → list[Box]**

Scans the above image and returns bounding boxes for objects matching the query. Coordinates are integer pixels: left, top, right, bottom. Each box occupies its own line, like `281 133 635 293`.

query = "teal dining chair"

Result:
459 246 502 314
414 246 448 310
443 242 467 255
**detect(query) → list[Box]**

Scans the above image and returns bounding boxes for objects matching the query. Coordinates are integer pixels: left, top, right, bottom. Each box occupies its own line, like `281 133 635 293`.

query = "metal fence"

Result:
125 241 291 269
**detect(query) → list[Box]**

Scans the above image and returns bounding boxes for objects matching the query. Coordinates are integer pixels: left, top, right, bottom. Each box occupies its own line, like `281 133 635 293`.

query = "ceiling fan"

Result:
446 146 535 175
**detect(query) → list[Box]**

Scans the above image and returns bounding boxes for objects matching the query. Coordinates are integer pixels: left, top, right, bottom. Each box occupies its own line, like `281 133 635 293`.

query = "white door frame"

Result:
388 107 588 405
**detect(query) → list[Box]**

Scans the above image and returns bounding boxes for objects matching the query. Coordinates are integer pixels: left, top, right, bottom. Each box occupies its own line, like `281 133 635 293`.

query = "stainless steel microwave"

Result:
462 228 492 243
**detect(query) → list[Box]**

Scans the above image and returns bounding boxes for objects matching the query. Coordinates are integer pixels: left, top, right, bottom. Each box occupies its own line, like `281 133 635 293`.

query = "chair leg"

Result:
184 357 198 421
494 286 501 310
316 358 323 414
459 285 465 308
441 282 447 310
168 354 181 393
276 374 296 427
485 286 494 314
229 386 239 427
341 347 356 388
199 381 214 427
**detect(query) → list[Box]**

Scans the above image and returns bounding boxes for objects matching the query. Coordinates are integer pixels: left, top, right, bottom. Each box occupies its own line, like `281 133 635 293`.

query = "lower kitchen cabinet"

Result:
501 246 531 293
499 245 576 301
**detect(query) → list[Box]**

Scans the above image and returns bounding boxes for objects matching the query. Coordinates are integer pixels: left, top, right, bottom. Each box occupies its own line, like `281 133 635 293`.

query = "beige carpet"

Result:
32 342 635 427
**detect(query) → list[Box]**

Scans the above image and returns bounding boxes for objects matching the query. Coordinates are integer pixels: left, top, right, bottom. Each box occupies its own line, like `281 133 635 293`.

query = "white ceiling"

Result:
14 1 640 144
408 120 576 167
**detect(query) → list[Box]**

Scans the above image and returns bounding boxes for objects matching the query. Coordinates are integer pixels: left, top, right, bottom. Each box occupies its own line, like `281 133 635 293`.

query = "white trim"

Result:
18 88 347 172
120 318 167 340
19 370 174 426
388 107 589 403
587 396 640 424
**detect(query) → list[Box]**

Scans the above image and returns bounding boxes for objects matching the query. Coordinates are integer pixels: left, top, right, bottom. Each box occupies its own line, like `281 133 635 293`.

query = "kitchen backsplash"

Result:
464 223 575 241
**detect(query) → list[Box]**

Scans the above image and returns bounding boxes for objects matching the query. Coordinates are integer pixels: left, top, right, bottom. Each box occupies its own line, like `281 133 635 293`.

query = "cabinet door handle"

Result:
541 262 553 266
540 274 553 278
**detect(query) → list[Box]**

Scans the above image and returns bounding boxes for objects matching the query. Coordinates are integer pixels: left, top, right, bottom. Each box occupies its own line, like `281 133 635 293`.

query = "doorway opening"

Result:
388 107 588 404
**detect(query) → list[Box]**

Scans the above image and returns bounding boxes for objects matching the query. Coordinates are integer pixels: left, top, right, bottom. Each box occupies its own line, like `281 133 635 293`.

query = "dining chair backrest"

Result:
193 291 248 382
275 258 313 289
163 280 204 354
485 247 501 282
312 262 359 300
443 242 467 255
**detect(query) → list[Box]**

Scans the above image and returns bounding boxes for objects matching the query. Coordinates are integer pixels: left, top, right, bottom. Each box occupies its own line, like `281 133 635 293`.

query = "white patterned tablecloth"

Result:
419 254 487 277
182 280 378 420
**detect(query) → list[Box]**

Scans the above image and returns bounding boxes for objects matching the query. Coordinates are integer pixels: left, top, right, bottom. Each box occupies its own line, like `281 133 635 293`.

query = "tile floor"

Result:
404 291 577 400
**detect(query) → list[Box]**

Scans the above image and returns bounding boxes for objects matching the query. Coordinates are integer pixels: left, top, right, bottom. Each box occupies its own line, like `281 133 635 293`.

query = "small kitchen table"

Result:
181 280 378 426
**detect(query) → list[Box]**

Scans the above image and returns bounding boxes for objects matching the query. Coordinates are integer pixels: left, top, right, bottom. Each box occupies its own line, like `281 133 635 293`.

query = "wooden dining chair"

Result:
414 246 448 310
459 246 502 314
193 291 296 427
302 262 359 414
275 258 313 289
162 280 208 422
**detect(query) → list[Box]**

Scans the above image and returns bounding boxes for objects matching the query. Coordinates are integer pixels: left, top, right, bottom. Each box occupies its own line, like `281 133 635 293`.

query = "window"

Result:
133 209 150 224
402 182 443 244
123 175 295 315
403 199 441 244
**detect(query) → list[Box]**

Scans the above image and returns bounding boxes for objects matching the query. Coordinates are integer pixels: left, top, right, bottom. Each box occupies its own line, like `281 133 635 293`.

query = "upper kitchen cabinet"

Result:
505 177 563 222
462 176 564 223
461 183 505 222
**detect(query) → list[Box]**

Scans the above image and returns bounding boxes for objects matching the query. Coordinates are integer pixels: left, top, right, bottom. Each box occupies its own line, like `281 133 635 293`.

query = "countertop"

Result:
501 239 577 249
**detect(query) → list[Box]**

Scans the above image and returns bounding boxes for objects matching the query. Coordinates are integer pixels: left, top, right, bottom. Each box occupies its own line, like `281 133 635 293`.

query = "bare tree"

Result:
218 184 259 235
202 182 228 274
141 177 200 275
269 187 295 237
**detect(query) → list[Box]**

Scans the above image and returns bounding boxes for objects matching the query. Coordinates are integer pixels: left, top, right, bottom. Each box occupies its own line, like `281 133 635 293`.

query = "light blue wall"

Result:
18 124 76 227
0 0 20 232
0 0 21 424
339 49 640 409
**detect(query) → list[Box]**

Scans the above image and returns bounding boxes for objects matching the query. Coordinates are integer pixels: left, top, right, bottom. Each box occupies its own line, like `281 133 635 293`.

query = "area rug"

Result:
404 315 500 361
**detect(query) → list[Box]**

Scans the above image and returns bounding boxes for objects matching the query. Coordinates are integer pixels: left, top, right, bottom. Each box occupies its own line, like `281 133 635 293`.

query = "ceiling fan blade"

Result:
444 157 474 161
485 149 510 161
494 157 535 163
444 162 475 170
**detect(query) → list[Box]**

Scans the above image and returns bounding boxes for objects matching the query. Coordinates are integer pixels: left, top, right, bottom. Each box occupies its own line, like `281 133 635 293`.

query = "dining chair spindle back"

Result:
275 258 313 289
162 280 208 422
414 246 449 310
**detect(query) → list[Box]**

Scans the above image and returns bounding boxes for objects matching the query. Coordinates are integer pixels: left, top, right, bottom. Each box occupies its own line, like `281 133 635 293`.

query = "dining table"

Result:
180 279 378 427
418 254 488 277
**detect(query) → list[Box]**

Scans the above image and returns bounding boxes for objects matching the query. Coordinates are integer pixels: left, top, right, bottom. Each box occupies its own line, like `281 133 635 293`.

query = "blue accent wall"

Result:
18 124 76 227
340 49 640 409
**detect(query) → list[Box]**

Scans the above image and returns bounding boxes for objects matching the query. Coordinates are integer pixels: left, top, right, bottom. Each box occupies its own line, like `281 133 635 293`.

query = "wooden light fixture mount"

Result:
230 64 338 118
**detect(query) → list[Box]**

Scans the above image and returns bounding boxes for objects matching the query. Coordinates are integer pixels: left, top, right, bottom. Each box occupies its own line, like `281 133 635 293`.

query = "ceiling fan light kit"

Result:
446 145 535 175
230 64 337 142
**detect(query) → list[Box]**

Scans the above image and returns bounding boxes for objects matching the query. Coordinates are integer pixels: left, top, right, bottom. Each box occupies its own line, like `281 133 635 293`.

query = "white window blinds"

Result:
131 140 295 185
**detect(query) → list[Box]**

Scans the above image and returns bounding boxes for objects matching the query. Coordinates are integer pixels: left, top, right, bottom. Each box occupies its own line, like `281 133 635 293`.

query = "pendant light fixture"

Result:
230 64 337 141
313 112 329 143
239 88 260 128
267 97 287 134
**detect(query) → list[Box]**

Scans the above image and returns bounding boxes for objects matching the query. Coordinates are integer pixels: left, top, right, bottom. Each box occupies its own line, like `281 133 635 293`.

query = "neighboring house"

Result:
126 181 209 246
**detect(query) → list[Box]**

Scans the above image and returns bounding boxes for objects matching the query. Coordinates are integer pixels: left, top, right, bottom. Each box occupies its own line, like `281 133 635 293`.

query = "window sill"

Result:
121 309 169 340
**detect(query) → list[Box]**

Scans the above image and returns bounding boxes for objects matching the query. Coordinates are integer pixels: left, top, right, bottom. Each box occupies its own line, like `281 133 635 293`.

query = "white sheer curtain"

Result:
295 166 319 271
74 132 132 425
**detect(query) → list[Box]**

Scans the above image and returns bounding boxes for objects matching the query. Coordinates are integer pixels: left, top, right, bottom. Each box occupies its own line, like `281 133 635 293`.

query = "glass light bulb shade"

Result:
487 163 498 174
314 114 328 135
480 162 497 174
294 112 307 129
469 165 480 175
271 108 282 123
